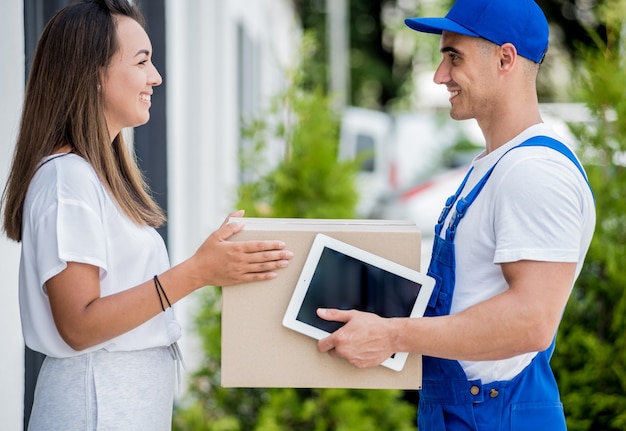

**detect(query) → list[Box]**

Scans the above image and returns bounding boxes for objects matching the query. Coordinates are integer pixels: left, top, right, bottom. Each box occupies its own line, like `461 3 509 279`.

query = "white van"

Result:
339 107 394 217
339 106 482 218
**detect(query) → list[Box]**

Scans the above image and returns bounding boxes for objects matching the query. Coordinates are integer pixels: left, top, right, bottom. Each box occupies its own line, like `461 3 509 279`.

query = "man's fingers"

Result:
318 335 335 353
317 308 352 323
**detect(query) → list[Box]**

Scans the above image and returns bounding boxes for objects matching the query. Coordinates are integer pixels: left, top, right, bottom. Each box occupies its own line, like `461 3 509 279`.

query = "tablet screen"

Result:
283 233 435 371
296 247 422 333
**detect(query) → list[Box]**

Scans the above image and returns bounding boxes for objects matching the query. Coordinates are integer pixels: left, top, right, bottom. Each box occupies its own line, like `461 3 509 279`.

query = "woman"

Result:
1 0 292 429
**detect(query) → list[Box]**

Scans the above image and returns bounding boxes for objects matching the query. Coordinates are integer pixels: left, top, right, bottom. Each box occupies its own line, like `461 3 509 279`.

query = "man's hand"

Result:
316 308 398 369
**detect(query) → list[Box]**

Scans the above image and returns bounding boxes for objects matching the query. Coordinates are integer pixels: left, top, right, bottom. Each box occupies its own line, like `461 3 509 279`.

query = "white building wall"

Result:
0 0 25 429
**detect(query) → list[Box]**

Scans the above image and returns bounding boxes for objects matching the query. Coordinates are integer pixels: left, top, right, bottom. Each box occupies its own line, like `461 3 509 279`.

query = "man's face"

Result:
433 31 499 122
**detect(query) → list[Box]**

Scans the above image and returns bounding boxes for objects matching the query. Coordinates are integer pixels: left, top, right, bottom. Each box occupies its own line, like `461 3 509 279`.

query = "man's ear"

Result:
498 43 517 71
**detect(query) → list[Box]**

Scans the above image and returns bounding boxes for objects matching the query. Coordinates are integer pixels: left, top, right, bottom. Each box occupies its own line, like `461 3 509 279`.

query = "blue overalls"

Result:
418 136 592 430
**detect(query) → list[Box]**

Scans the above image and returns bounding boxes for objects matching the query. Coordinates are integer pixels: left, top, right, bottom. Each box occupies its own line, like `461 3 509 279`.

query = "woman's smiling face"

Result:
100 15 162 140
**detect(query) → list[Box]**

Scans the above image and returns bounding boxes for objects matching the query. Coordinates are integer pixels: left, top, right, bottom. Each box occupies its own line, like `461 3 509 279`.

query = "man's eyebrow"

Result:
134 49 150 57
440 46 462 55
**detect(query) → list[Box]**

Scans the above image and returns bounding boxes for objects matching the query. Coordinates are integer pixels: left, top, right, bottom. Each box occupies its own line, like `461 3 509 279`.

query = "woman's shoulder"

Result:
31 153 105 203
39 152 93 173
38 153 97 180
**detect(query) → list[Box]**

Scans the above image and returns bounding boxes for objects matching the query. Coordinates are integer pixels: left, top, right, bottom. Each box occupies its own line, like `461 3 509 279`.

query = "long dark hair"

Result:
1 0 165 242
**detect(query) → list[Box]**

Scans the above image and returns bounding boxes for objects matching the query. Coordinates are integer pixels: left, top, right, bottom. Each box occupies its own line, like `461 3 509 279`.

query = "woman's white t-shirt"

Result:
441 123 596 384
19 153 181 358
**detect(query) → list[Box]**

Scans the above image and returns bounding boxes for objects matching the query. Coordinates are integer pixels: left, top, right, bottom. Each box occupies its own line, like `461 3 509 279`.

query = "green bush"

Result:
552 2 626 429
236 77 359 219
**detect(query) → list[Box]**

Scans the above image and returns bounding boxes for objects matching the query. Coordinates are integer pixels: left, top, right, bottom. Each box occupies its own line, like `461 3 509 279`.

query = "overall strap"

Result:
518 136 591 188
445 135 593 241
433 167 473 237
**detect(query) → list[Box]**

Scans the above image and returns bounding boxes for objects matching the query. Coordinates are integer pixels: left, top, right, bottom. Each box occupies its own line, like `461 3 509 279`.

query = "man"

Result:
317 0 596 429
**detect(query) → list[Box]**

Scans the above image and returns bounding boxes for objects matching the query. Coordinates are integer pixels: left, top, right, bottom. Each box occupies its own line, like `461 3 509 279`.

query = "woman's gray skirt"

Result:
28 346 175 431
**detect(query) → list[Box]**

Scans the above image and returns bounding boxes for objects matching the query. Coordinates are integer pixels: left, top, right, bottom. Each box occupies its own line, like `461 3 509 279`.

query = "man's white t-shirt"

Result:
19 153 181 358
440 123 595 384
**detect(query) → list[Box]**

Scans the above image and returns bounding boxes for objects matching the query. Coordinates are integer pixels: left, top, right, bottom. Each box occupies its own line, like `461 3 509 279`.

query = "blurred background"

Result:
1 0 624 429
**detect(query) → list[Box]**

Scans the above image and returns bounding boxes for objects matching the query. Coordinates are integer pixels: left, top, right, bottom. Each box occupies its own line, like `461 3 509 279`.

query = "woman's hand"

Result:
188 210 293 287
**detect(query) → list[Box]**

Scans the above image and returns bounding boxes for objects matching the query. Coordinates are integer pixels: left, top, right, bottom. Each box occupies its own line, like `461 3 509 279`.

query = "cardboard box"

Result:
221 218 423 389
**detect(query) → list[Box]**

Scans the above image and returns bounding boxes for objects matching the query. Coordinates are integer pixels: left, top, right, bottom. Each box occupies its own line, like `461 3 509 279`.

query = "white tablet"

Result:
283 233 435 371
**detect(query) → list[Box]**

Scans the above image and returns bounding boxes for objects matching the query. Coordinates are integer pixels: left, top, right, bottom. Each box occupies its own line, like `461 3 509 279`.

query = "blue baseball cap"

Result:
405 0 549 63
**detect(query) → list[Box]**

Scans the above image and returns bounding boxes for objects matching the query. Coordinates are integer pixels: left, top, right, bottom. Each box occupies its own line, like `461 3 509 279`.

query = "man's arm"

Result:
317 260 575 369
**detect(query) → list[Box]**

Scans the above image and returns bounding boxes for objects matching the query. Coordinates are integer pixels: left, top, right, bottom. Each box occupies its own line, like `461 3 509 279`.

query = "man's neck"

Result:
478 105 543 154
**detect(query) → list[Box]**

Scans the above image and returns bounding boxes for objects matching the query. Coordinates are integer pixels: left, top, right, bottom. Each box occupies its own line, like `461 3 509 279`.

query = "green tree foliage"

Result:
254 387 416 431
236 38 359 219
296 0 411 109
173 34 417 431
552 2 626 429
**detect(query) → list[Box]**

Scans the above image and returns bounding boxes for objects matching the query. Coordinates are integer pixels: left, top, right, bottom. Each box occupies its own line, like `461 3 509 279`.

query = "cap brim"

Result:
404 17 479 38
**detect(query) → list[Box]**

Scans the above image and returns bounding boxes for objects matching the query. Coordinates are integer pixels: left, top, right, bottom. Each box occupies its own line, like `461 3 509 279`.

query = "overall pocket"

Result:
511 401 566 431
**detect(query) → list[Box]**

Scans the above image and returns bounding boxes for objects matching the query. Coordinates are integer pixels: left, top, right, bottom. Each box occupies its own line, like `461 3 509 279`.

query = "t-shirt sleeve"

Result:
492 155 587 264
34 164 109 289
